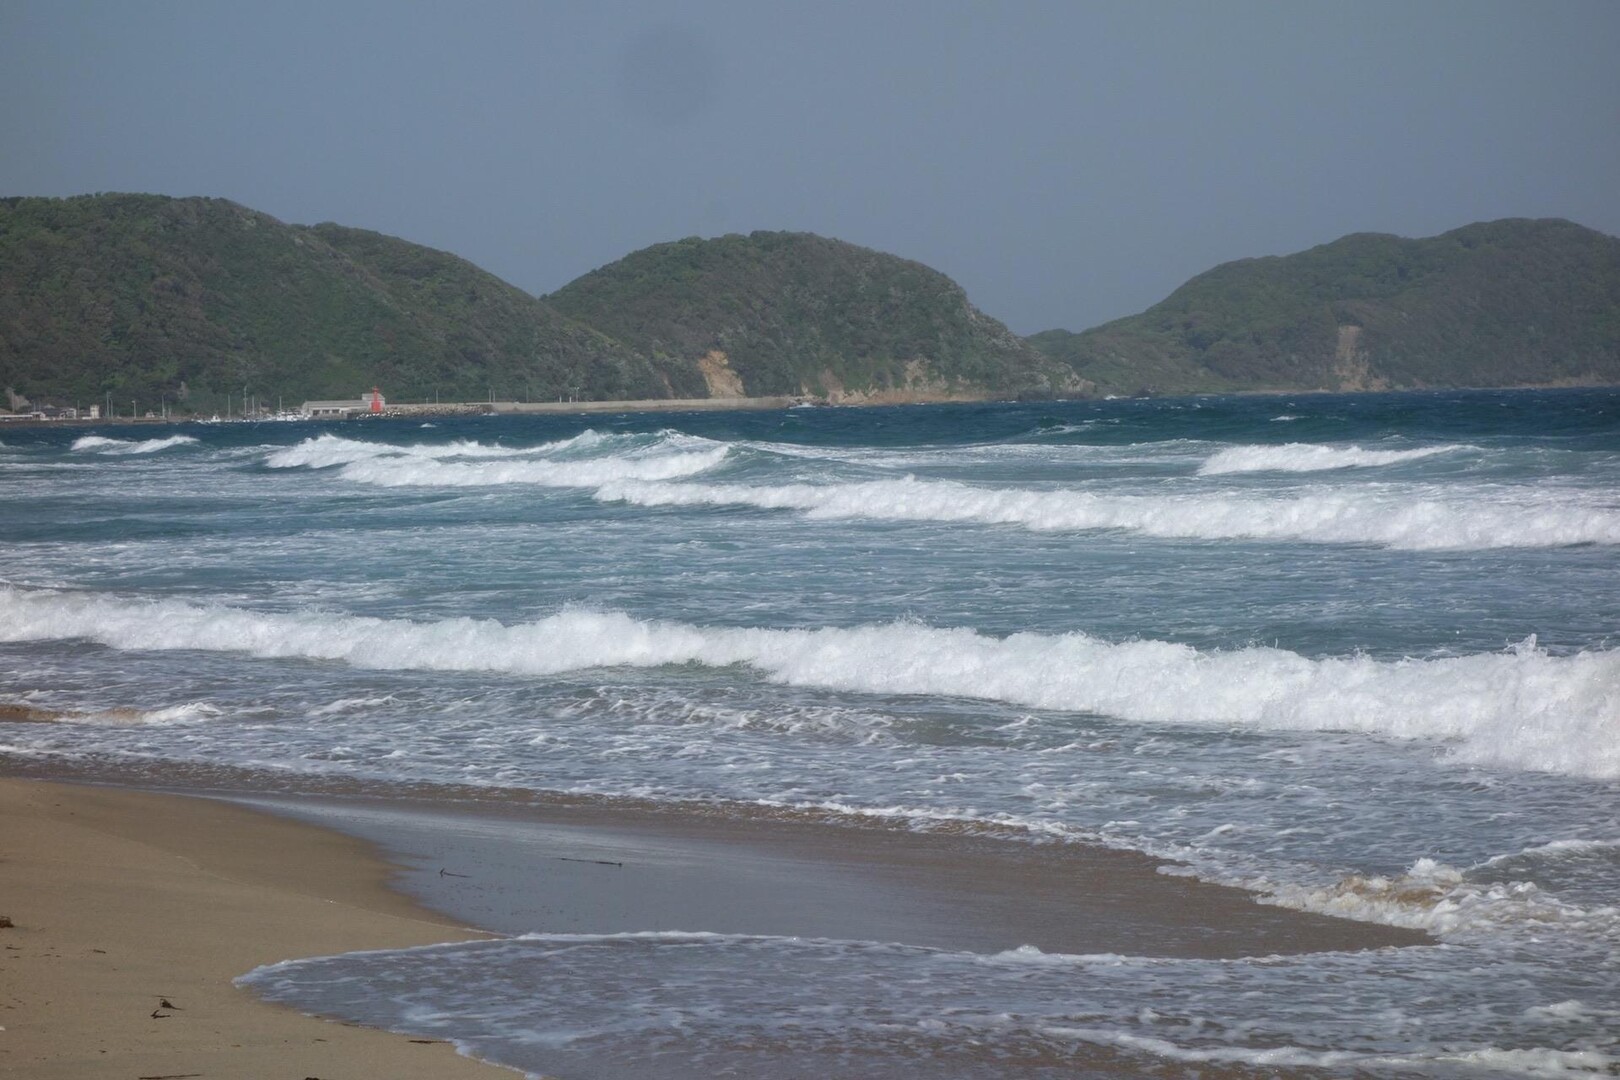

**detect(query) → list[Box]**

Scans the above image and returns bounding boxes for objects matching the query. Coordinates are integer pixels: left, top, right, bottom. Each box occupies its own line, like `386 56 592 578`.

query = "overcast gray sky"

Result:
3 1 1617 333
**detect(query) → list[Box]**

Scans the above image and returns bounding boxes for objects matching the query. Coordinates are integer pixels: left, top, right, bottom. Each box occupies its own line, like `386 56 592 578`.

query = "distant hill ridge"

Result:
0 194 672 412
0 195 1067 412
1028 218 1620 394
546 231 1072 402
1 195 1616 412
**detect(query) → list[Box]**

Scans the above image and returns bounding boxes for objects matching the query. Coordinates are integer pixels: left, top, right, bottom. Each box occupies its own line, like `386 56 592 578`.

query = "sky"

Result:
3 1 1618 334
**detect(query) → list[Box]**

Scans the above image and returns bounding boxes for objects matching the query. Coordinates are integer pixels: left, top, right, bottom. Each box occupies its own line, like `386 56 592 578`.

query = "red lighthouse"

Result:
369 386 384 414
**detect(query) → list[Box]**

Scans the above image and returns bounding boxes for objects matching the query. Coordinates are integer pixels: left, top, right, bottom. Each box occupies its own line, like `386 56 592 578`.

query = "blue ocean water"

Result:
2 389 1618 1076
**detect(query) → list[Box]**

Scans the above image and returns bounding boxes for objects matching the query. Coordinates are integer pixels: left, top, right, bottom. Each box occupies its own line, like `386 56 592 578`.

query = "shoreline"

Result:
235 787 1427 960
4 382 1615 428
0 777 515 1079
0 766 1429 1078
0 391 1006 427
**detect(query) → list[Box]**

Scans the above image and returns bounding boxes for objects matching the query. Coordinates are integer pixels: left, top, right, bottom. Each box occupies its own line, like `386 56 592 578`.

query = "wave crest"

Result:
596 476 1620 550
1198 442 1464 475
264 431 727 486
3 587 1614 779
72 434 199 455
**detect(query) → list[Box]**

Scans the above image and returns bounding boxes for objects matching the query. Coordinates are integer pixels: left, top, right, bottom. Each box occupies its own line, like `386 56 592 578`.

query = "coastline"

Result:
0 777 514 1079
6 382 1614 429
2 387 1612 1076
0 766 1430 1079
237 788 1427 960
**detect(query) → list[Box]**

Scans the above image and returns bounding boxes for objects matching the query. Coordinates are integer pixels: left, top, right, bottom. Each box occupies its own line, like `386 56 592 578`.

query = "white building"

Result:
300 389 385 419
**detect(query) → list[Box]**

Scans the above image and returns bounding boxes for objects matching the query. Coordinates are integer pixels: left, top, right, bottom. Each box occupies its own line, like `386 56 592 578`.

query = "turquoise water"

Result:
3 389 1618 1076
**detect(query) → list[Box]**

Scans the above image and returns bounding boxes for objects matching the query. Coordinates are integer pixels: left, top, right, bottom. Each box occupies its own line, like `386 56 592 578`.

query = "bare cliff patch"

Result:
1332 326 1389 392
698 350 746 398
805 358 987 405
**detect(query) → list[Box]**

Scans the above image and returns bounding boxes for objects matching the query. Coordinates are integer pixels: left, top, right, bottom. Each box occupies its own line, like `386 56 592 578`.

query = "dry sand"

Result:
0 777 514 1080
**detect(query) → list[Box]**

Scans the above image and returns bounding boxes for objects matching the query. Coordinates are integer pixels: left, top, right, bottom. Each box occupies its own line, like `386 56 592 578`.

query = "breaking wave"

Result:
332 449 728 487
3 586 1615 778
595 476 1620 550
263 431 621 469
264 431 727 486
71 434 199 455
1198 442 1466 475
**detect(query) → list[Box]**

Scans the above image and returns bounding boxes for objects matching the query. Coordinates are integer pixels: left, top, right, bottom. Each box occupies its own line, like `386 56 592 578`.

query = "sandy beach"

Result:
0 777 513 1079
0 768 1429 1079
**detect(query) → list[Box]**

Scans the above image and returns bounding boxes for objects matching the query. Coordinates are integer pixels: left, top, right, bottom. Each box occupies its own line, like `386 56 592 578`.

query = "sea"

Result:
2 388 1617 1078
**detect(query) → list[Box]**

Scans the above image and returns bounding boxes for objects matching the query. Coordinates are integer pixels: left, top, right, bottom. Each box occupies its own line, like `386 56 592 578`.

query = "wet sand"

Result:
1 770 1426 1079
245 792 1425 959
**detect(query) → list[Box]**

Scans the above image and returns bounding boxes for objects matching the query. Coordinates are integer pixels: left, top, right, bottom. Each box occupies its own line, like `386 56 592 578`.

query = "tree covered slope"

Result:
1030 219 1620 394
0 194 665 411
547 231 1076 401
4 198 1613 413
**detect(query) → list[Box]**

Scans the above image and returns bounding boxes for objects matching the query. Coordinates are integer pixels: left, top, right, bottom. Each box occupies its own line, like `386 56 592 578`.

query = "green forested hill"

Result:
547 231 1074 400
1029 219 1620 395
0 197 1072 412
0 194 666 411
5 198 1614 413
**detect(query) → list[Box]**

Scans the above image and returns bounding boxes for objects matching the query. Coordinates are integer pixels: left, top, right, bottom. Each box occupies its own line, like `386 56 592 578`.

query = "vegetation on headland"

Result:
0 196 1070 414
1 195 1615 414
0 194 666 414
1028 219 1620 395
547 231 1075 401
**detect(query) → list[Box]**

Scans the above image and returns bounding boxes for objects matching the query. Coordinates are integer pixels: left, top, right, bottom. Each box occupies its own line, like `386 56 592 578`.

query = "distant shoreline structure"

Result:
3 381 1615 429
0 388 1008 426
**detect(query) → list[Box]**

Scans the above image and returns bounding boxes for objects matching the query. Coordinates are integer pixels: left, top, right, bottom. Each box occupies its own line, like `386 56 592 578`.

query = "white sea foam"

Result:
334 448 728 487
1037 1025 1614 1075
264 432 598 469
1198 442 1465 475
596 476 1620 550
1524 1000 1615 1025
78 701 224 726
265 431 727 486
4 586 1615 778
1258 856 1620 936
306 694 398 717
1473 838 1620 871
241 932 1620 1078
71 434 199 455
